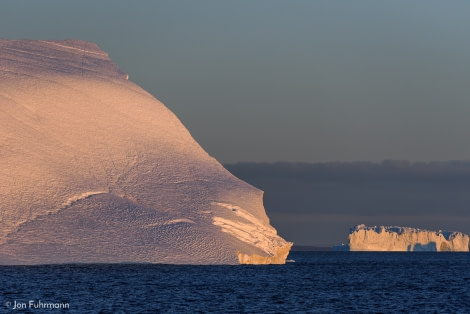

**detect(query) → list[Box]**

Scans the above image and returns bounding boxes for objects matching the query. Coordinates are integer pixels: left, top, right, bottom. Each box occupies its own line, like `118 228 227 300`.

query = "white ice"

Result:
0 39 292 264
346 224 469 252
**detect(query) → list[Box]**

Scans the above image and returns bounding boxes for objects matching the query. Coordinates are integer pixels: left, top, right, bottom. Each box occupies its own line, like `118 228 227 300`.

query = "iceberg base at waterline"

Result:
237 243 293 265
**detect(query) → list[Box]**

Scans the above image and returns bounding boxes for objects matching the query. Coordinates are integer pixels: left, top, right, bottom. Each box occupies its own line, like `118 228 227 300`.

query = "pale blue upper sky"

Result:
2 1 470 163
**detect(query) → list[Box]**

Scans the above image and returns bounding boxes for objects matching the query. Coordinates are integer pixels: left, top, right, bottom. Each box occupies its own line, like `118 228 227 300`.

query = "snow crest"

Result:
63 191 108 207
212 202 280 256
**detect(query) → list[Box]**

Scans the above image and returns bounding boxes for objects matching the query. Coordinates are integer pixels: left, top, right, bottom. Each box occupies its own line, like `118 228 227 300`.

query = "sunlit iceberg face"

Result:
0 39 291 264
347 225 470 252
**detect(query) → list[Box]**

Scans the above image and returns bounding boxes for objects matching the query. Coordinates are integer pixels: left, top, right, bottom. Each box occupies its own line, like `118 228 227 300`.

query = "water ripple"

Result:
1 253 469 313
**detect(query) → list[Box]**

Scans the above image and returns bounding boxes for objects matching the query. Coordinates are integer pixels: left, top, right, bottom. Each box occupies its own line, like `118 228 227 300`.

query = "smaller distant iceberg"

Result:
335 224 470 252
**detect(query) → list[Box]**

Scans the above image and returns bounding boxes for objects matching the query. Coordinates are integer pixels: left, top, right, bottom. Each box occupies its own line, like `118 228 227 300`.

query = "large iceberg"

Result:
0 39 291 264
345 224 470 252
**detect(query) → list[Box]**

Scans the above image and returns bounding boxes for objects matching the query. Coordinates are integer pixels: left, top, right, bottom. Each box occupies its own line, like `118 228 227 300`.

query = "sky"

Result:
2 1 470 164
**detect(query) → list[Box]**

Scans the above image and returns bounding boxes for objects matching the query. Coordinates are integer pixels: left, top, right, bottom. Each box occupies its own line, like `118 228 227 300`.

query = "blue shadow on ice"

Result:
407 242 437 252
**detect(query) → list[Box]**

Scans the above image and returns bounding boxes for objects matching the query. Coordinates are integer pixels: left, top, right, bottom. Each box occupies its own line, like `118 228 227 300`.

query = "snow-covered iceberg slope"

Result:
346 224 469 252
0 39 291 264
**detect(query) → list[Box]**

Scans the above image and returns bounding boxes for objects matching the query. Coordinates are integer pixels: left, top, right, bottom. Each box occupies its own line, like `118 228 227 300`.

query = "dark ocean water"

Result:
1 252 470 313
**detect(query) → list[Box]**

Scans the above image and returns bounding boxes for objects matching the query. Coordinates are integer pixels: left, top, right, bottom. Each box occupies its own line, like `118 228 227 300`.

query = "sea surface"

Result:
1 252 470 313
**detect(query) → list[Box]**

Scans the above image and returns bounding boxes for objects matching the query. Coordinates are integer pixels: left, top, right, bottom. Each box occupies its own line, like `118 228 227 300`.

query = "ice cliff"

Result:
0 39 292 264
346 224 469 252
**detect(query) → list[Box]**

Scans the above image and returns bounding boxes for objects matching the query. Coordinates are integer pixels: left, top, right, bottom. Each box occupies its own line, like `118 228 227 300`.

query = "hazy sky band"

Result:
226 161 470 245
2 1 470 163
